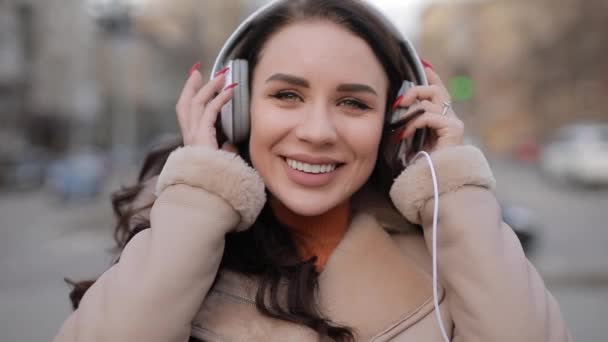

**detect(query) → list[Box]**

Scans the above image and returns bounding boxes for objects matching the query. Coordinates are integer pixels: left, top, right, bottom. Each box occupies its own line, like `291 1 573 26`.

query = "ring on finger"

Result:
441 101 452 116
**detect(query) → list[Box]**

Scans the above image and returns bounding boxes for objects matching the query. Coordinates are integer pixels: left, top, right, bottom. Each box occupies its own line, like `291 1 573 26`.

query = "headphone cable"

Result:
415 151 450 342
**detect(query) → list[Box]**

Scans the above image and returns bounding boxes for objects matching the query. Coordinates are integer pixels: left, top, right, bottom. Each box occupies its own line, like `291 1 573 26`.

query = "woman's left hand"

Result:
395 64 465 153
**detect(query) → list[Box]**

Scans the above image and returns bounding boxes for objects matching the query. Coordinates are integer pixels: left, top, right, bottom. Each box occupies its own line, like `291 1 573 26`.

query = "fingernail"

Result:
392 127 406 144
224 82 238 91
392 95 404 112
188 62 201 76
214 66 230 78
421 58 434 69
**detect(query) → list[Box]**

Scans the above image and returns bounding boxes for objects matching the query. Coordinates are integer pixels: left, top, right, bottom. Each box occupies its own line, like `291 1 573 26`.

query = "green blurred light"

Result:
449 76 474 102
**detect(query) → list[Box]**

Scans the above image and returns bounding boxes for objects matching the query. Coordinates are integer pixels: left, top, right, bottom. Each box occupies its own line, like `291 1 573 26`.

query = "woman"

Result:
54 0 571 341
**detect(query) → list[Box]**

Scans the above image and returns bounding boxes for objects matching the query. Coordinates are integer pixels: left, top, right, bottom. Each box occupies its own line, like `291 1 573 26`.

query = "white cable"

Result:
414 151 450 342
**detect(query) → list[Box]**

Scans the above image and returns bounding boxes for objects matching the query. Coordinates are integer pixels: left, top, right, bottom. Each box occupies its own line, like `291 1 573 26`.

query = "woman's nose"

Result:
294 105 338 146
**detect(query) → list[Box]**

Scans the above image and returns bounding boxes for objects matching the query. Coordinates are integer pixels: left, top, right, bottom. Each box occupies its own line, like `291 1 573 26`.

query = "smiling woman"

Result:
54 0 571 341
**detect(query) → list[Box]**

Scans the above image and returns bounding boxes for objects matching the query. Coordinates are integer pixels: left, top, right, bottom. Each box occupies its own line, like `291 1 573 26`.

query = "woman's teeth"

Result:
286 158 337 174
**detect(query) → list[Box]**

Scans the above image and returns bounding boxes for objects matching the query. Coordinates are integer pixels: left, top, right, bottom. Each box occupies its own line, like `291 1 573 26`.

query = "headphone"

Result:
209 0 429 144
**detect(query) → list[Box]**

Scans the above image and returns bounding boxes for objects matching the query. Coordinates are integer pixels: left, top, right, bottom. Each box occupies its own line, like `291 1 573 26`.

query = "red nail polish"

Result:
392 127 406 144
188 62 201 76
392 95 404 112
224 82 238 91
421 58 434 69
214 66 230 77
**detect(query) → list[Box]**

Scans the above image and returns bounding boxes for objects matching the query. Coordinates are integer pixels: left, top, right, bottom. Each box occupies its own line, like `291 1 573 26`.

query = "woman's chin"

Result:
276 196 340 217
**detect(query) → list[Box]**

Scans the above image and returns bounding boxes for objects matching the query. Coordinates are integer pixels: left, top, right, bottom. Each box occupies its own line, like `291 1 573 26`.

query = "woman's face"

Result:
249 20 388 216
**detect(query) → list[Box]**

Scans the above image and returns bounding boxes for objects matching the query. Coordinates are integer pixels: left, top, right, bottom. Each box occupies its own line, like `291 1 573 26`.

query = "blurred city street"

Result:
491 158 608 342
1 159 607 341
1 0 607 340
0 174 121 342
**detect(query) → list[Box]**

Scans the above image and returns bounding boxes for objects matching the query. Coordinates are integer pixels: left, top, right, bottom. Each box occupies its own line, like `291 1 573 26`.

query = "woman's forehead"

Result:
254 20 388 89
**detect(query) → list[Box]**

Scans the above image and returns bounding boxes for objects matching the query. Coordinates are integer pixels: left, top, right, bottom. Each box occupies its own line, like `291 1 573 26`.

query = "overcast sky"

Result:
248 0 438 38
366 0 436 38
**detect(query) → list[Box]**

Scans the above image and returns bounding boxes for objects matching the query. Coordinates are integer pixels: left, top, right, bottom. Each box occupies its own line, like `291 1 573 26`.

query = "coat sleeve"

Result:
53 146 266 342
390 145 571 342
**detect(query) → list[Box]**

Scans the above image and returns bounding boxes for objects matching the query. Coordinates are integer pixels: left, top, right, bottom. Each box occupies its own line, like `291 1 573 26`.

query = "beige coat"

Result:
53 145 571 341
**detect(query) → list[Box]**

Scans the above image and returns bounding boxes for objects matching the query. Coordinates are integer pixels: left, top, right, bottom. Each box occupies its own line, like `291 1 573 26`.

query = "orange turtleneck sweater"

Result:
270 198 351 272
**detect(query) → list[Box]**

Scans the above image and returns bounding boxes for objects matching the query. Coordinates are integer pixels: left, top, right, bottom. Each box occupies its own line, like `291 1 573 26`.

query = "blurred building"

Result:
0 0 252 164
419 0 608 154
132 0 254 147
1 0 97 155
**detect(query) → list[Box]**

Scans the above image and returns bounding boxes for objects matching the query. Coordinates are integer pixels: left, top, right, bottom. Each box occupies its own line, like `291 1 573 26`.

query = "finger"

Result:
392 100 438 124
188 72 229 133
400 85 450 107
424 67 452 104
400 112 449 141
176 70 204 132
404 100 442 116
424 66 446 88
191 70 229 107
199 83 237 129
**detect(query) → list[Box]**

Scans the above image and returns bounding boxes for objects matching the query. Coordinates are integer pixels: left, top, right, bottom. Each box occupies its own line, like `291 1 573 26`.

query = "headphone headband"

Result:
210 0 428 86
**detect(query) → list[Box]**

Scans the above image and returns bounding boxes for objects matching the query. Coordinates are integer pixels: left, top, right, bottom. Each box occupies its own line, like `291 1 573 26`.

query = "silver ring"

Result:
441 101 451 116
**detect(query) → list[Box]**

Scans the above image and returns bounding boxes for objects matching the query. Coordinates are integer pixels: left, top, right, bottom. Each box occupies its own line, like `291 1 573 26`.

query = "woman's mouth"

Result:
282 157 344 187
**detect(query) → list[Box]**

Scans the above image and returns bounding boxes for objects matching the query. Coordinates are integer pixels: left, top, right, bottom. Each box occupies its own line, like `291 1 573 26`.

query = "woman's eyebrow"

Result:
265 73 377 96
266 73 309 87
336 83 377 96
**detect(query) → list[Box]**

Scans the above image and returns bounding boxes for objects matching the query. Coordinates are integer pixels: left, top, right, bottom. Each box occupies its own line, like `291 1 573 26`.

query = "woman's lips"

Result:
282 158 341 187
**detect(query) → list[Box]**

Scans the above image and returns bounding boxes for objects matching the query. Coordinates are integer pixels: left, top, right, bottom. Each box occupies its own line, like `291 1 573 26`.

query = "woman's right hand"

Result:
175 62 238 149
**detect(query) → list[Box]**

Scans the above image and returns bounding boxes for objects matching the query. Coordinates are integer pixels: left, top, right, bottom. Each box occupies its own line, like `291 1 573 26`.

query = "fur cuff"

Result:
389 145 496 224
155 146 266 231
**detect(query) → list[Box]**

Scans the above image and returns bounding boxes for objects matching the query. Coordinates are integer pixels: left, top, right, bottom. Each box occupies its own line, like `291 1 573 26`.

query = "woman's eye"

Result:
339 98 371 111
271 91 301 102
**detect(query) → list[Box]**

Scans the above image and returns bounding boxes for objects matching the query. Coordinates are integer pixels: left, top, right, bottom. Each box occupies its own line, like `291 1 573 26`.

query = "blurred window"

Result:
599 127 608 141
17 4 35 62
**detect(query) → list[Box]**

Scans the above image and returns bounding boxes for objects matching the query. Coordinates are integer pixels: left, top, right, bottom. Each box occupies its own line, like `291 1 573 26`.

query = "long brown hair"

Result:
66 1 412 340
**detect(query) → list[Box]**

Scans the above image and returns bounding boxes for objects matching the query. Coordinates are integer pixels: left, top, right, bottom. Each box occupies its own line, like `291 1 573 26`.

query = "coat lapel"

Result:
318 213 435 340
192 210 440 341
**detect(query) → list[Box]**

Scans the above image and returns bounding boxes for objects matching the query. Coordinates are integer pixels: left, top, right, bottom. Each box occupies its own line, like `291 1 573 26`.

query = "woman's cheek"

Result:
347 117 384 155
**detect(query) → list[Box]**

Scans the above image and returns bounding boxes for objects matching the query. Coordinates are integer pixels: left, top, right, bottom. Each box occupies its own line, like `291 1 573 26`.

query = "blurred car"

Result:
46 149 109 201
501 203 537 256
512 140 540 164
0 145 48 191
540 123 608 186
463 135 538 255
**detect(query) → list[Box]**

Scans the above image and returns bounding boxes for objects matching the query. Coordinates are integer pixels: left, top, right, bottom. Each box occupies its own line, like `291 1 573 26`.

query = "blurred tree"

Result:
419 0 608 154
526 0 608 134
127 0 249 147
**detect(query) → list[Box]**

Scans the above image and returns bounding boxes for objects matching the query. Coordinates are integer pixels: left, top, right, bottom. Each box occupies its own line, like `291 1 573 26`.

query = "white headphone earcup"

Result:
220 59 250 143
